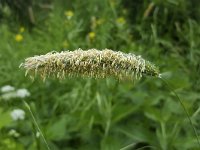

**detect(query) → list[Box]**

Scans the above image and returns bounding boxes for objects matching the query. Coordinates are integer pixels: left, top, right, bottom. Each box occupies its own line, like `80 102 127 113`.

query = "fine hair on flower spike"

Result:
20 48 159 81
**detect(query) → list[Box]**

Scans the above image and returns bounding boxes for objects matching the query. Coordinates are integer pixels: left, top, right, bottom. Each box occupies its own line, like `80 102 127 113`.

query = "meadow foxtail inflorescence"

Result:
20 48 159 81
20 49 200 148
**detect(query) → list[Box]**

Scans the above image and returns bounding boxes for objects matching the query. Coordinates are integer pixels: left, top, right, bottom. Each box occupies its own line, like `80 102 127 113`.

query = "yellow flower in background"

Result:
15 34 23 42
91 17 104 30
64 10 74 19
122 9 128 15
91 17 97 30
88 32 96 41
62 40 69 48
96 18 104 25
109 0 116 7
116 17 126 25
20 27 25 33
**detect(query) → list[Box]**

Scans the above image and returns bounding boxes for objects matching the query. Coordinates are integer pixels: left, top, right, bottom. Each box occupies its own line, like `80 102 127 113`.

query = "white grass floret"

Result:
10 109 25 121
1 85 15 93
16 89 30 98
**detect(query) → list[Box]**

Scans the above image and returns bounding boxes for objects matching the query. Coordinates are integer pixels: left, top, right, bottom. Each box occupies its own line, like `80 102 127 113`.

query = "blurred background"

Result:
0 0 200 149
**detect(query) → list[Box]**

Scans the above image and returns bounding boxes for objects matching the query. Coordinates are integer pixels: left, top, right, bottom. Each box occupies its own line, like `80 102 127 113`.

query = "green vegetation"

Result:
0 0 200 149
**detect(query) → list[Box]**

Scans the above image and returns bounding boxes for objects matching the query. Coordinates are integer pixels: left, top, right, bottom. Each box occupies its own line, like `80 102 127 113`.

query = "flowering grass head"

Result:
20 49 159 81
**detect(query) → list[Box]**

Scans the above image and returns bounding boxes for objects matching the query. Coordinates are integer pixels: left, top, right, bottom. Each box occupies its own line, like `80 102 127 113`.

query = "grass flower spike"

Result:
20 49 159 81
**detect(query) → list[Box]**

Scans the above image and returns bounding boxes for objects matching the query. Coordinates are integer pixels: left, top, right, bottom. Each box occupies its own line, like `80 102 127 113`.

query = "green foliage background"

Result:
0 0 200 149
